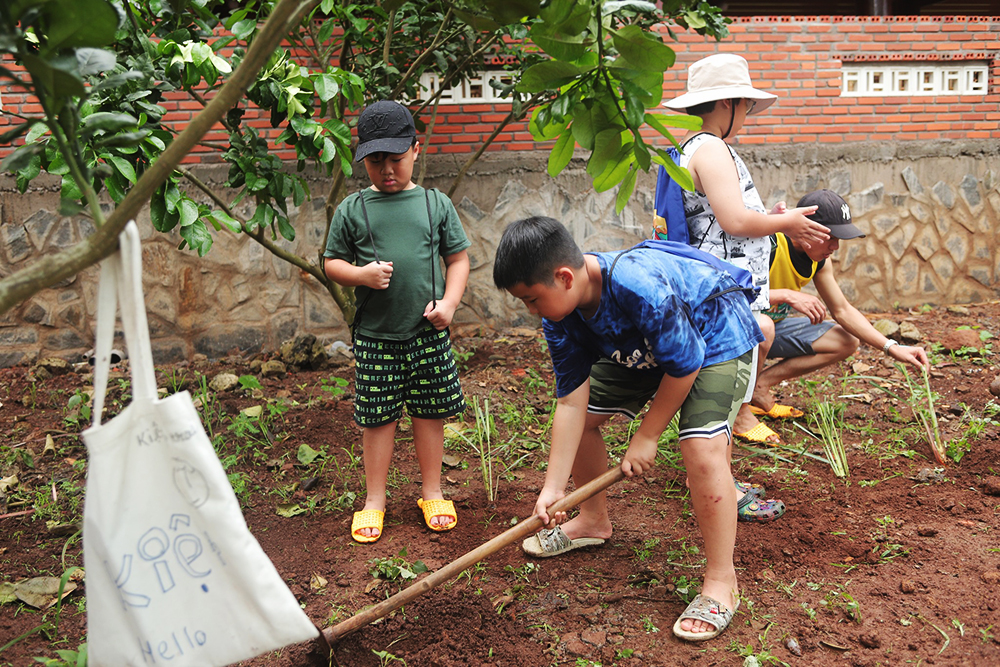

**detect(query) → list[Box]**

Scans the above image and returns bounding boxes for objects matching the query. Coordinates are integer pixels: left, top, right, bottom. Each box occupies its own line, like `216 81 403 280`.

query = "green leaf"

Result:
586 128 622 178
60 173 83 202
164 182 181 212
231 19 256 41
75 48 116 76
531 27 587 62
611 25 675 72
615 165 638 214
178 199 200 227
107 155 136 184
93 130 150 148
275 503 307 518
297 443 324 465
277 216 295 242
209 209 242 233
0 143 40 173
632 139 651 172
592 144 633 192
23 53 85 98
82 112 138 134
179 220 213 256
547 130 575 178
603 1 658 14
517 60 586 93
314 74 340 102
43 0 119 52
570 104 595 150
645 112 703 132
654 148 695 191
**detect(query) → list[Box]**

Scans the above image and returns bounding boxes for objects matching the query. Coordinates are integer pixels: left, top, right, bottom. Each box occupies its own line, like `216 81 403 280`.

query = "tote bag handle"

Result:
91 221 158 427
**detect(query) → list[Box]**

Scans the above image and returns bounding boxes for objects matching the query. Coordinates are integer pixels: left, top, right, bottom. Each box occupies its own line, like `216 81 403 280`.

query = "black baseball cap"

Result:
354 100 416 162
797 189 866 240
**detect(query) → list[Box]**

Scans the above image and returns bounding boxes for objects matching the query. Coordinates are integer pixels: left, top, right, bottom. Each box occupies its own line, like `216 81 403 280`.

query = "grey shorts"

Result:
586 351 754 442
769 317 836 359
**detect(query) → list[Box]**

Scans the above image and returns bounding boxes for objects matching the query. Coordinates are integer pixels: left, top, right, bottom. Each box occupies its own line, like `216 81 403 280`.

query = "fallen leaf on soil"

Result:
13 576 77 609
819 640 849 651
851 361 872 373
0 581 16 604
42 434 56 456
310 573 328 591
442 454 464 468
492 594 514 610
784 637 802 656
957 519 978 529
241 405 263 418
841 392 873 404
0 475 18 493
365 579 382 594
275 503 307 518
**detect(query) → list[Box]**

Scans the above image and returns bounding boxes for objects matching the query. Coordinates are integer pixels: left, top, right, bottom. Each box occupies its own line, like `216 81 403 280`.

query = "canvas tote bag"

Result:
82 221 318 666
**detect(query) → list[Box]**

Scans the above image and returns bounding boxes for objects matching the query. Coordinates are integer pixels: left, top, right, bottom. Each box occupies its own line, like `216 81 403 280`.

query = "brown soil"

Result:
3 304 1000 667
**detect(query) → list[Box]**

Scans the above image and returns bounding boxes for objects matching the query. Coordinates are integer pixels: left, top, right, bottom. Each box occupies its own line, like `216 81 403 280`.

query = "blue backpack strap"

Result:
633 239 760 305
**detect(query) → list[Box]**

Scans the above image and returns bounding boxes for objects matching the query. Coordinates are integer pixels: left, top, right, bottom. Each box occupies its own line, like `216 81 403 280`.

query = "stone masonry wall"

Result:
1 139 999 367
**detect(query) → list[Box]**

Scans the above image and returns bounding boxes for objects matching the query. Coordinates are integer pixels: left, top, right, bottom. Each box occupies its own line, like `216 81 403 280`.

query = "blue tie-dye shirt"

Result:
543 248 764 398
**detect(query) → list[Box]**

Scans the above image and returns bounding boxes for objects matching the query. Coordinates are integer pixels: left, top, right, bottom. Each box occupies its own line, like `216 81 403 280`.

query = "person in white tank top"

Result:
663 53 831 446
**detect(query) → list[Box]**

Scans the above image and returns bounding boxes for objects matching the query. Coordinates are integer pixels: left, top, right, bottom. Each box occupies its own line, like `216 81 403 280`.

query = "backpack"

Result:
652 146 689 243
608 239 760 307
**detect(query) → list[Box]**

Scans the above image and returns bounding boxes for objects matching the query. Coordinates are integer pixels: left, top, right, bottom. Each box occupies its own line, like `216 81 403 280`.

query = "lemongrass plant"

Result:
898 364 945 465
810 401 849 478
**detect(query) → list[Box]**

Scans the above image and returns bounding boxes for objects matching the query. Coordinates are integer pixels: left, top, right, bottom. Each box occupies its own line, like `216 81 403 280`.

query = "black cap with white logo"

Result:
797 189 865 240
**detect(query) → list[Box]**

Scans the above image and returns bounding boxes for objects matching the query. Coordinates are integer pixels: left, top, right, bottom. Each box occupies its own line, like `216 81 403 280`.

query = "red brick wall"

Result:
1 15 998 163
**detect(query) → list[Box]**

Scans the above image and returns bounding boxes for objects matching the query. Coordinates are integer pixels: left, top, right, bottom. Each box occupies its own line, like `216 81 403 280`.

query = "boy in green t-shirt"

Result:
323 100 471 543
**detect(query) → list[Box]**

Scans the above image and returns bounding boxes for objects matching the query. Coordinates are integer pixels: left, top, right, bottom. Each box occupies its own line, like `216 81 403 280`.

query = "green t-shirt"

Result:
324 186 470 339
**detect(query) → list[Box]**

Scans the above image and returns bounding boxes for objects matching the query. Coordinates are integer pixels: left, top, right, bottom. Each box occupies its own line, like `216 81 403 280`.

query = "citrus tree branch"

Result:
0 0 322 316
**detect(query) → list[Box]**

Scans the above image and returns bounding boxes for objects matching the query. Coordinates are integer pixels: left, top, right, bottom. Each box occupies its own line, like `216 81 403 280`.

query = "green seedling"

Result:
640 615 659 633
238 374 262 393
809 401 848 478
369 549 428 582
504 562 540 583
320 375 349 398
632 537 660 563
899 364 945 464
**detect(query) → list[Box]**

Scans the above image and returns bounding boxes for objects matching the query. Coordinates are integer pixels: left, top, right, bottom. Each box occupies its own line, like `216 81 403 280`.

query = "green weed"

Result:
369 549 428 583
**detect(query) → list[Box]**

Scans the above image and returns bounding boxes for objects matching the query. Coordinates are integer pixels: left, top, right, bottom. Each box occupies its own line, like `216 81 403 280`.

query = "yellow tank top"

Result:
765 233 819 321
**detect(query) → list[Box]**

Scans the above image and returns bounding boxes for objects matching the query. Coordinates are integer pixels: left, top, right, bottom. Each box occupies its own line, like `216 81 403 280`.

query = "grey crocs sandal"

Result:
522 526 606 558
672 594 740 642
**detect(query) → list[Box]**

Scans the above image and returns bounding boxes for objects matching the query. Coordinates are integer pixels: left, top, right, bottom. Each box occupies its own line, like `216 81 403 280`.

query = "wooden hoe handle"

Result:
320 466 626 648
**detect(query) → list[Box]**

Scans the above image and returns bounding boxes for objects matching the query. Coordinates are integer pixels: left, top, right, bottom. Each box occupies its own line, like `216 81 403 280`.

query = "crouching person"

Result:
493 216 765 641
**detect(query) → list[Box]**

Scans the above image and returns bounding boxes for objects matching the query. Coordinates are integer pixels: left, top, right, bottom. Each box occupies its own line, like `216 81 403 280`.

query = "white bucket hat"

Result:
663 53 776 115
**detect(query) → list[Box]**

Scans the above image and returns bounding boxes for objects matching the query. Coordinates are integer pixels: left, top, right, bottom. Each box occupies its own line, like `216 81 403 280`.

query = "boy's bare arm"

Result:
533 380 591 525
690 141 828 246
621 370 698 476
324 257 393 289
424 250 470 330
769 288 827 324
813 264 928 369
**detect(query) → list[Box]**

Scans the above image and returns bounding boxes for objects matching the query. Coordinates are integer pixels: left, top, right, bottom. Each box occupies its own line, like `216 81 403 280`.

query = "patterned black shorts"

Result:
352 327 466 428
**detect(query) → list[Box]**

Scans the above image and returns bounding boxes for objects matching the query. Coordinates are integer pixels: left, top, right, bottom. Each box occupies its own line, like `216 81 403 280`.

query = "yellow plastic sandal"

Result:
734 423 781 445
417 498 457 532
749 404 804 419
351 509 384 543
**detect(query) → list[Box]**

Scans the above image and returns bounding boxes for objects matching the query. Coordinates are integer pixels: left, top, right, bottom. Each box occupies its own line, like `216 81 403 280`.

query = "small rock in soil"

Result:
982 477 1000 496
939 328 983 352
784 636 802 656
982 571 1000 585
900 580 917 593
873 319 900 338
899 321 922 342
858 633 881 649
917 526 939 537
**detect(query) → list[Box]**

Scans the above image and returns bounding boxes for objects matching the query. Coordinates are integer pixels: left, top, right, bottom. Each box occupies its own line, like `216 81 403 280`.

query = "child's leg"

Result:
678 432 738 633
558 410 614 541
411 417 452 528
359 421 398 538
732 315 778 442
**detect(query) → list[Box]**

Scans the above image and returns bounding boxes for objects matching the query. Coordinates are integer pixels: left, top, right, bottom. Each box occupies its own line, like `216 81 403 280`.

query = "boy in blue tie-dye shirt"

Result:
493 216 764 642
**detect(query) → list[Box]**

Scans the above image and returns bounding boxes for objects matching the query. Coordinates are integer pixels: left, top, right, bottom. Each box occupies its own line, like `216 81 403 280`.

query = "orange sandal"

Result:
417 498 457 532
734 423 781 445
749 404 804 419
351 509 384 543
